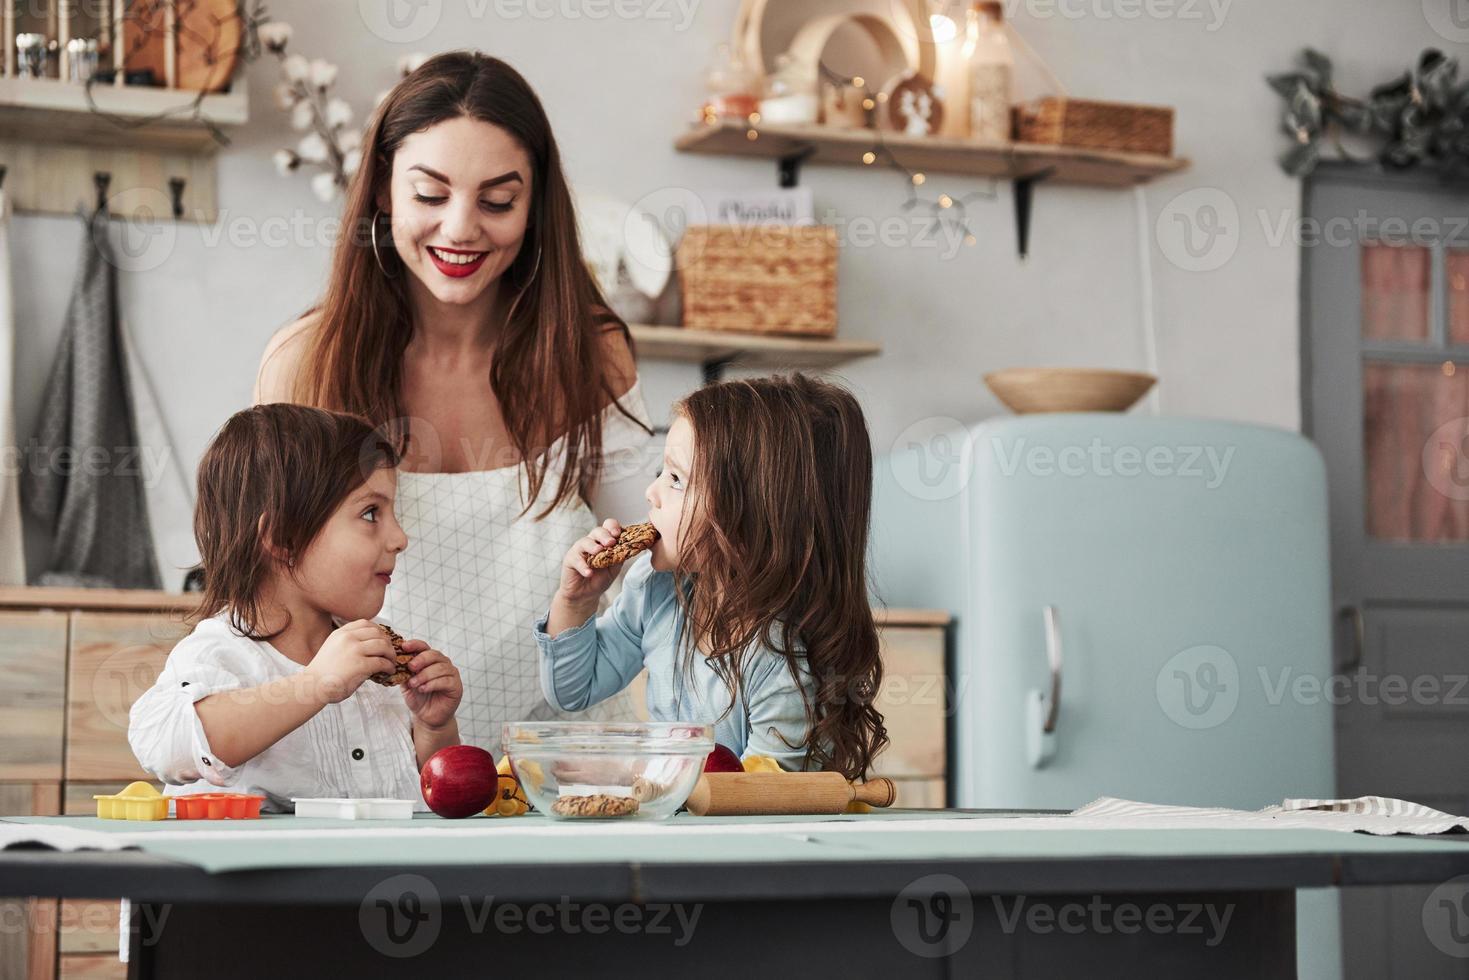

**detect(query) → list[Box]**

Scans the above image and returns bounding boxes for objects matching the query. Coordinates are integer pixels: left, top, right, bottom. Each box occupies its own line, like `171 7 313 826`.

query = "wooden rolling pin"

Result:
684 772 897 816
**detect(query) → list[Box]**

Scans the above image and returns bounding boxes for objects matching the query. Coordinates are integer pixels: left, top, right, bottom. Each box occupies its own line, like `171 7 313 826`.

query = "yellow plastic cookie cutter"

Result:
94 781 170 821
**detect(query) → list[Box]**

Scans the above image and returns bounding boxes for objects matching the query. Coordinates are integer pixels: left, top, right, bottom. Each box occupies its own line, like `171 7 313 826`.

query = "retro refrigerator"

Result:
872 413 1340 979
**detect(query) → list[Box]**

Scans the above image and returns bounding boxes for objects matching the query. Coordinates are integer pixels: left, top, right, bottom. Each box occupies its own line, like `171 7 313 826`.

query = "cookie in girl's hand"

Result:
588 522 660 570
370 623 413 687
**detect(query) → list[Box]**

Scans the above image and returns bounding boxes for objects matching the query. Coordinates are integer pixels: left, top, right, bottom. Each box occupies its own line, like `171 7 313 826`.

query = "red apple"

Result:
704 744 743 773
420 745 498 819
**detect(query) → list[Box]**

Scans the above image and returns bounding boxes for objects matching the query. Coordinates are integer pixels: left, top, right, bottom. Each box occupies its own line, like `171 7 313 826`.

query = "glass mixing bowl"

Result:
502 721 714 821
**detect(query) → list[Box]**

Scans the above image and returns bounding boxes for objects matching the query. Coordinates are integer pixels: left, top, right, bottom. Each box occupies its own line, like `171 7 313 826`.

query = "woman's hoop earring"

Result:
371 209 398 278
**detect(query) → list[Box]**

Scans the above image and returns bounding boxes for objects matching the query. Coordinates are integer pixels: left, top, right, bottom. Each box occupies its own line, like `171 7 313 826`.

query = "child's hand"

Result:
556 518 624 606
304 620 398 703
402 645 462 731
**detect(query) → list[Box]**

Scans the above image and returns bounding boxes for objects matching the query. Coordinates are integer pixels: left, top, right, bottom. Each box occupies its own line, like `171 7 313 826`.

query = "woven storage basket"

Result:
677 225 838 337
1015 97 1174 156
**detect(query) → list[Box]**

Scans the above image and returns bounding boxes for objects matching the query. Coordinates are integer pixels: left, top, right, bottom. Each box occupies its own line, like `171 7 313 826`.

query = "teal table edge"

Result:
5 811 1469 905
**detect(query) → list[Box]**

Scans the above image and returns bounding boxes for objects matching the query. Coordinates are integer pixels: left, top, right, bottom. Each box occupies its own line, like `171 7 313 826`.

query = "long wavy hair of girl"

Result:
674 374 888 780
292 50 640 517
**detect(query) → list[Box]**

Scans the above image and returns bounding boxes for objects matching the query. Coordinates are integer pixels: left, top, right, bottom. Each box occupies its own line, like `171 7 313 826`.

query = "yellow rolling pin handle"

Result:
685 771 897 816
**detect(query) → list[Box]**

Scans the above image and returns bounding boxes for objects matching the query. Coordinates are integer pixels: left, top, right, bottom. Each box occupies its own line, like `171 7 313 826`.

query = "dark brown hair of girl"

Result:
189 404 400 640
291 50 643 516
674 374 888 780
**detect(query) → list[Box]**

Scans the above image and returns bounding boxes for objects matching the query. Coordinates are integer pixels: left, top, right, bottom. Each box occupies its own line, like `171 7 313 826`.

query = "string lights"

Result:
729 58 997 249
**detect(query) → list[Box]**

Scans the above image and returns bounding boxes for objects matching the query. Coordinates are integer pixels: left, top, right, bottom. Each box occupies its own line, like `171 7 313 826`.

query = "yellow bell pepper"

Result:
485 756 529 817
741 754 784 773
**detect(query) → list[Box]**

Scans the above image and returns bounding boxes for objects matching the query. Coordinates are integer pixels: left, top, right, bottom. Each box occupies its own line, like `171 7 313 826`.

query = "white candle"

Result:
931 13 969 139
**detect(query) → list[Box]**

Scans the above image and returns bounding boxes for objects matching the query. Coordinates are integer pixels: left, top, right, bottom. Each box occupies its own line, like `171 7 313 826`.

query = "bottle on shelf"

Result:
966 1 1014 144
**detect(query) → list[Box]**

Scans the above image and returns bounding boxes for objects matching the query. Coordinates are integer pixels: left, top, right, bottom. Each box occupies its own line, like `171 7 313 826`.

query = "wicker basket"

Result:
676 225 838 337
1015 97 1174 157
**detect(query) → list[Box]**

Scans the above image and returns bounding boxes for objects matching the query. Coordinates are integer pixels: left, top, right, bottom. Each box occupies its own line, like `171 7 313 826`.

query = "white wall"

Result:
11 0 1467 585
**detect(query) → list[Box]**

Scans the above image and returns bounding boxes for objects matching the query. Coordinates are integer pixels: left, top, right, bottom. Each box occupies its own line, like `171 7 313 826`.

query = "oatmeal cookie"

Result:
369 623 414 687
588 522 660 570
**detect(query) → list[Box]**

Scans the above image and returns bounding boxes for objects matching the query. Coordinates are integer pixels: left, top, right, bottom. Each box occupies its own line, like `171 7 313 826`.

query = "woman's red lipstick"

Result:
428 246 489 279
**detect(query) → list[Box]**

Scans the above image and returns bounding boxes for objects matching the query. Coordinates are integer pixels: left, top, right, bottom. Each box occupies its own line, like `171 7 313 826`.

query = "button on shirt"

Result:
128 613 424 813
533 553 817 770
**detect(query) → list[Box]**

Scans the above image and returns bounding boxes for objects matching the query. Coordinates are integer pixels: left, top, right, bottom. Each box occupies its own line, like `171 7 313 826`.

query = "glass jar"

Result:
967 1 1014 143
16 33 48 78
66 38 99 83
704 43 760 121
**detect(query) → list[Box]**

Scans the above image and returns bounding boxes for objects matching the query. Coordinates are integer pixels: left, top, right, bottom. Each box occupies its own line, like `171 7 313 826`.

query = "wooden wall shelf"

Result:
0 77 247 152
0 77 247 223
675 120 1189 187
628 323 880 380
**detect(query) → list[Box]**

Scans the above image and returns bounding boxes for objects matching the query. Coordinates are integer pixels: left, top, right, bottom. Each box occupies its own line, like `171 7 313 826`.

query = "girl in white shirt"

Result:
129 404 463 812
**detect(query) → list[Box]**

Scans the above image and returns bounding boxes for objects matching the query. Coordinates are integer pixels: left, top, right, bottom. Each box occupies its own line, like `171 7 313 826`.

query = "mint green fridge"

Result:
872 413 1341 979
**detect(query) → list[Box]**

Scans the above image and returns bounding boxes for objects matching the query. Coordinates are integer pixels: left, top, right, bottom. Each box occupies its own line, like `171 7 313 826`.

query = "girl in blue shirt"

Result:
535 374 888 777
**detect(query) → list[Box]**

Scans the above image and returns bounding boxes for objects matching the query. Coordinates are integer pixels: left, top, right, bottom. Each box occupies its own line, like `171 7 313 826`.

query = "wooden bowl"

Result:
984 368 1157 414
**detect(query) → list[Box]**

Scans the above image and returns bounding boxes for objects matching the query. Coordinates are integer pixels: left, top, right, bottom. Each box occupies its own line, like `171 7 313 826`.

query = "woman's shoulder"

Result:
253 311 320 405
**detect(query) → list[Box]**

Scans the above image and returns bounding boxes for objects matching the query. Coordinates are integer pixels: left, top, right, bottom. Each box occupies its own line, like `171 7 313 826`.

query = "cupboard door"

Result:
0 611 68 781
871 626 948 782
0 781 61 980
57 786 125 979
65 612 188 783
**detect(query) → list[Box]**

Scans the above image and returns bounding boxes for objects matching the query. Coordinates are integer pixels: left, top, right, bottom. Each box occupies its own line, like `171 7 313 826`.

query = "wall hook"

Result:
168 177 187 220
94 171 112 214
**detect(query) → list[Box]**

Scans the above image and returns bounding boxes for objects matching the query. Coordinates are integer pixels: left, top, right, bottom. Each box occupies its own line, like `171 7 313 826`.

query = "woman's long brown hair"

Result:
292 51 641 516
675 375 888 780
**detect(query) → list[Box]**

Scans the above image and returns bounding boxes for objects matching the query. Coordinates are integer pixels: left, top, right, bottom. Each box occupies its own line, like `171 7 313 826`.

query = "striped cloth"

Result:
1073 796 1469 836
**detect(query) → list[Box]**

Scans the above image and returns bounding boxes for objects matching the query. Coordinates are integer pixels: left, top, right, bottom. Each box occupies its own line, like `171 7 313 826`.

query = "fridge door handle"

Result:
1336 605 1364 675
1027 605 1062 768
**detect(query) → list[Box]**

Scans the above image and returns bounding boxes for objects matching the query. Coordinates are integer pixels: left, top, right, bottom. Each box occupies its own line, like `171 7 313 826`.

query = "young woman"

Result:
254 52 652 749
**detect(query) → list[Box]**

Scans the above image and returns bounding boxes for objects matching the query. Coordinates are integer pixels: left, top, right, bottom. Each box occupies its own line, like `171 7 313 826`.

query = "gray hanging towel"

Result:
21 209 161 589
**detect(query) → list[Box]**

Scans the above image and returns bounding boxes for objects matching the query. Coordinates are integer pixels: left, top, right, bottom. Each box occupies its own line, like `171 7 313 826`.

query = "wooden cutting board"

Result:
122 0 241 93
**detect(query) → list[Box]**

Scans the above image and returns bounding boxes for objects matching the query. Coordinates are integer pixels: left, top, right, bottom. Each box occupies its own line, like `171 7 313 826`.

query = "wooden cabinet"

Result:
65 613 187 783
0 589 193 980
0 781 61 980
872 614 950 808
0 612 68 782
57 785 126 980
